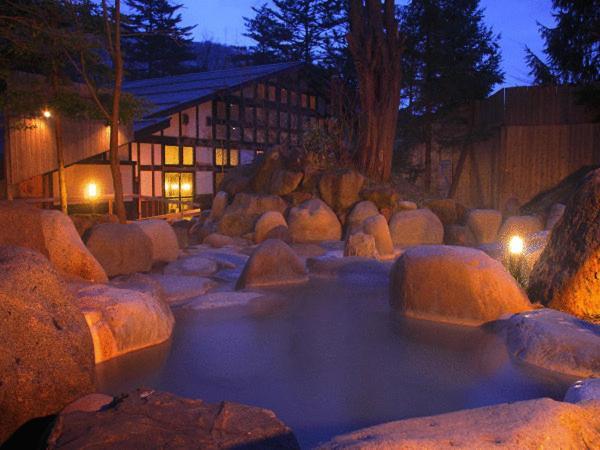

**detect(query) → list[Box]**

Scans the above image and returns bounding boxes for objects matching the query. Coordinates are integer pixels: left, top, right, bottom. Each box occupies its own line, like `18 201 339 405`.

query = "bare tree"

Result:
347 0 404 182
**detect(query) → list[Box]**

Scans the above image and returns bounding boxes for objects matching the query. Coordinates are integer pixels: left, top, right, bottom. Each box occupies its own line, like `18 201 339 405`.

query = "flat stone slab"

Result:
564 378 600 403
47 389 300 449
319 398 600 449
502 309 600 377
147 274 217 304
163 255 219 276
180 291 264 310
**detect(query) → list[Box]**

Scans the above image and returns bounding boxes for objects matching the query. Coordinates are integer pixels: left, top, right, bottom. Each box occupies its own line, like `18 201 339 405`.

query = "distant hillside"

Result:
189 41 250 72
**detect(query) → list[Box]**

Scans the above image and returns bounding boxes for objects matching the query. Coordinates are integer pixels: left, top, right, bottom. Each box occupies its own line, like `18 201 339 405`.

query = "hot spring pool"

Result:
96 272 575 448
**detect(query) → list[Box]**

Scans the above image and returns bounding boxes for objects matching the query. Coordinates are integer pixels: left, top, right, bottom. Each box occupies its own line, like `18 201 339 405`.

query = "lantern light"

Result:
85 182 99 200
508 235 524 255
42 110 52 118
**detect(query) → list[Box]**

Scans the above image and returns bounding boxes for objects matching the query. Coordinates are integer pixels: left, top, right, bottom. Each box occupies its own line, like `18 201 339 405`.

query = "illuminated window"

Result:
183 146 194 165
165 145 179 165
229 149 239 166
215 148 226 166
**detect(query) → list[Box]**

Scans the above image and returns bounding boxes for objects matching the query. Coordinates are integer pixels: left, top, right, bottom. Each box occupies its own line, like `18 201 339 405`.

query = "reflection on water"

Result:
96 276 574 449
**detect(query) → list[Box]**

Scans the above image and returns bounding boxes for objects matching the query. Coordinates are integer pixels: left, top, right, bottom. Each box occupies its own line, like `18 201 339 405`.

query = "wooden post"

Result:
3 115 13 201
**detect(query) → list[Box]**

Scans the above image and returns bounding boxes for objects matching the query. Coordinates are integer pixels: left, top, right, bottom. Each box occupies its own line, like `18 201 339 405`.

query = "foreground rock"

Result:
319 398 600 449
528 168 600 319
85 223 153 277
0 202 107 282
236 239 308 289
390 246 531 325
254 211 287 243
75 284 174 363
363 214 394 257
564 378 600 403
136 219 180 263
502 309 600 377
466 209 502 244
217 193 287 237
0 247 95 443
345 200 379 237
288 199 342 243
47 389 300 449
389 209 444 247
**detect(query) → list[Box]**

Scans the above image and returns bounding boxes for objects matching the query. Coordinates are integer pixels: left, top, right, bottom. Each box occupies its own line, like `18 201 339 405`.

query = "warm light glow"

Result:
181 182 192 193
85 182 99 200
508 235 524 255
42 110 52 118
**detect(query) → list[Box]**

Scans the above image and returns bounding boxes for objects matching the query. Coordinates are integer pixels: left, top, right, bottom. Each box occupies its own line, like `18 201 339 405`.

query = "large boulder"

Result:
345 200 379 237
528 169 600 319
344 232 379 258
288 199 342 243
218 193 287 237
136 219 179 263
85 223 153 277
390 246 532 325
466 209 502 244
319 398 600 449
0 203 107 282
208 191 229 221
264 225 292 243
254 211 288 244
0 246 95 443
502 309 600 378
318 169 365 213
70 213 118 238
497 215 544 243
363 214 394 257
389 209 444 247
426 198 466 226
236 239 308 289
46 389 300 449
545 203 565 229
75 284 174 363
269 169 303 196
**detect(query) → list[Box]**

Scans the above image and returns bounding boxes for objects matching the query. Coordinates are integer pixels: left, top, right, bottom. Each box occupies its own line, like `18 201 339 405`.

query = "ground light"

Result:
507 235 526 286
42 110 51 118
508 235 524 255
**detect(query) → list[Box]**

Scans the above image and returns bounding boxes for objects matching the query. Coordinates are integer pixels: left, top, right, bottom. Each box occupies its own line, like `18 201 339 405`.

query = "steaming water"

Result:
97 268 574 448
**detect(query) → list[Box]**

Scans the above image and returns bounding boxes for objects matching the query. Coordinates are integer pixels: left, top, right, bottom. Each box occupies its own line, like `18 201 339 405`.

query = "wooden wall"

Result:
7 116 131 184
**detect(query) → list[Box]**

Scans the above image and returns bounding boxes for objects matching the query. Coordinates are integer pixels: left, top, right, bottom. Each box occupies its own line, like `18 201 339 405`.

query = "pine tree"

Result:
123 0 195 79
525 0 599 85
399 0 503 192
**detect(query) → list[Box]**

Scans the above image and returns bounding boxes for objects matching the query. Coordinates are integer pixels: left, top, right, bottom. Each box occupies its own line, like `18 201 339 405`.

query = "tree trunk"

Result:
108 0 127 223
348 0 404 182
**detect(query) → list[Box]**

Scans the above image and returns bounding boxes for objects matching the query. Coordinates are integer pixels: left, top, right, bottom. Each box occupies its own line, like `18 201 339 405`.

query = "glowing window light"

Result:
508 235 524 255
181 182 192 193
42 110 52 118
85 182 99 200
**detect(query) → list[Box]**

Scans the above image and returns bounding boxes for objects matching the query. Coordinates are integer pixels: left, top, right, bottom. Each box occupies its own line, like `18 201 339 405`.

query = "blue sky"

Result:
176 0 555 89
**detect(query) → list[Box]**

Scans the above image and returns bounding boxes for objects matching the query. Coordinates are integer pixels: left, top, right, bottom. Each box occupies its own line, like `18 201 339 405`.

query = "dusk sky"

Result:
175 0 556 89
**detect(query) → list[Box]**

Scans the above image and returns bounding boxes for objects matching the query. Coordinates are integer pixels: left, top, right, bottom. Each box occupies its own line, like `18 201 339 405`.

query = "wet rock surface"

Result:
564 378 600 403
47 389 300 450
389 209 444 246
0 246 95 443
288 199 342 243
136 219 180 263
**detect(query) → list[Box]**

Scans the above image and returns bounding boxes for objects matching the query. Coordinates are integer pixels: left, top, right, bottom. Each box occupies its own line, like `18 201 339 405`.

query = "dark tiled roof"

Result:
125 62 303 120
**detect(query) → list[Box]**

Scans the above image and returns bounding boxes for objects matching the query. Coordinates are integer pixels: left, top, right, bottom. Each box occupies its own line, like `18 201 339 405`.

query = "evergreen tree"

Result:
123 0 195 79
399 0 503 192
525 0 599 85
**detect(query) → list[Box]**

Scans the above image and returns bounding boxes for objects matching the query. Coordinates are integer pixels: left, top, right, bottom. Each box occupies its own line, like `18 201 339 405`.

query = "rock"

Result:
163 254 219 276
319 169 365 213
502 196 521 217
319 398 600 449
219 171 251 197
389 209 444 246
203 233 235 248
397 200 418 211
264 225 292 243
426 199 466 226
61 393 113 415
0 203 107 282
344 232 378 258
249 149 283 193
218 193 287 237
363 214 394 256
75 284 174 363
502 309 599 377
70 213 118 238
170 220 192 249
497 215 544 243
360 186 400 212
85 223 153 277
546 203 566 229
136 219 179 263
109 273 165 300
46 389 300 449
307 255 391 281
181 291 264 310
288 199 342 243
254 211 287 244
283 191 313 207
564 379 600 403
209 191 229 221
345 201 380 237
0 246 95 443
147 274 216 304
390 246 532 325
528 169 600 319
466 209 502 244
269 169 303 196
444 224 477 247
236 239 308 289
190 220 217 243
